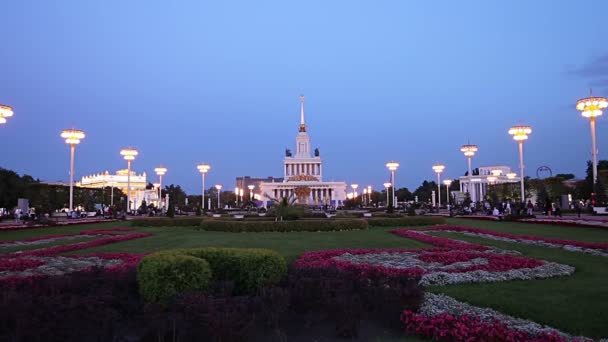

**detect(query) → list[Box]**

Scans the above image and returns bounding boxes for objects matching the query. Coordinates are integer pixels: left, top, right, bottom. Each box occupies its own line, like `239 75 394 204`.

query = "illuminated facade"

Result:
458 166 521 202
259 96 347 206
78 169 160 210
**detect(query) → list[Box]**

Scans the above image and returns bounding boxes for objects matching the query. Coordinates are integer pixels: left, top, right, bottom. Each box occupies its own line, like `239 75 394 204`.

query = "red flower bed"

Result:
417 251 543 273
293 248 425 277
0 227 143 247
0 258 45 272
390 229 488 251
422 225 608 251
401 310 572 342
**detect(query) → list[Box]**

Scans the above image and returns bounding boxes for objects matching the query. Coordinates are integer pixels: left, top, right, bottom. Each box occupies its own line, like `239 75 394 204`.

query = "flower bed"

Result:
418 225 608 257
402 293 593 342
0 218 117 231
0 228 152 284
518 217 608 230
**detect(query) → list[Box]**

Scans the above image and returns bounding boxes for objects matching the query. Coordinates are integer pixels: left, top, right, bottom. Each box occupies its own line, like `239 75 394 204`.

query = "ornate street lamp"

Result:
234 187 239 206
351 184 359 198
197 163 211 210
248 184 255 200
383 182 392 207
239 188 244 203
432 164 445 207
120 147 138 213
508 125 532 202
576 92 607 185
0 104 14 125
154 166 167 211
367 185 372 205
61 129 86 212
443 179 453 205
460 144 478 201
386 161 399 207
215 184 222 209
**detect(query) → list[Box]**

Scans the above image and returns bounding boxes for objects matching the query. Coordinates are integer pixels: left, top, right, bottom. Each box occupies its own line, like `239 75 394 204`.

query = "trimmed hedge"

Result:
199 219 369 232
137 253 213 303
131 217 203 227
366 216 445 227
137 247 287 302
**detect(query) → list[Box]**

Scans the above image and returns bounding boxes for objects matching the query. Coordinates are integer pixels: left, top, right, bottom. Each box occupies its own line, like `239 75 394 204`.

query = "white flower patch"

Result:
420 293 600 341
0 234 106 249
0 256 124 279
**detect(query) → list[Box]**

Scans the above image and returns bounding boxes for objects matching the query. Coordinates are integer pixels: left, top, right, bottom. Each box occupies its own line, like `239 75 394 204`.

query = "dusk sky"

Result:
1 1 608 194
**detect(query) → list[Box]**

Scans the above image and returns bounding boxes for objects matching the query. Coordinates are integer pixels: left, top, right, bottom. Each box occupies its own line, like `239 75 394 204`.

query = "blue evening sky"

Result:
1 1 607 194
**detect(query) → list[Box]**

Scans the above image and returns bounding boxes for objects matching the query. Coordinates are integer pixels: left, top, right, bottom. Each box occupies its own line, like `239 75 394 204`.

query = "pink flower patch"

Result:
0 258 45 272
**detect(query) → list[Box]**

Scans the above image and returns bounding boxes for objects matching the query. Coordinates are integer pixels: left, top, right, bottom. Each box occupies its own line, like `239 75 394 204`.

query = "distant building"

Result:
259 96 347 206
78 169 160 210
458 166 521 202
235 176 284 194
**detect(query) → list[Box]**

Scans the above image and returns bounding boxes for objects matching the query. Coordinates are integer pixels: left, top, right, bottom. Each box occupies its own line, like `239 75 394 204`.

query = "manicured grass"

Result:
0 236 101 255
429 231 608 339
76 226 429 262
448 218 608 242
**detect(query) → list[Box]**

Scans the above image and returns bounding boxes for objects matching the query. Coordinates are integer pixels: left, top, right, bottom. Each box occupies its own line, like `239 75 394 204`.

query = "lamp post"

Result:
367 185 372 205
508 125 532 202
239 188 244 203
386 161 399 208
460 145 478 202
215 184 222 209
0 104 14 126
432 164 445 207
154 166 167 211
443 179 452 205
248 185 255 201
197 163 211 211
61 129 86 213
235 187 239 206
383 182 391 207
109 181 115 207
363 188 368 205
576 93 607 185
351 184 359 199
120 147 138 213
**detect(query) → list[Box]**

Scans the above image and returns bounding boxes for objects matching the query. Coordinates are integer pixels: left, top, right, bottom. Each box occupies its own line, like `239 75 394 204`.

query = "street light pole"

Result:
215 184 222 209
61 129 85 213
508 126 532 202
443 179 452 205
386 162 399 208
576 93 607 185
120 148 138 214
432 164 445 208
154 166 167 211
248 185 255 201
383 182 391 206
460 145 478 202
197 163 211 211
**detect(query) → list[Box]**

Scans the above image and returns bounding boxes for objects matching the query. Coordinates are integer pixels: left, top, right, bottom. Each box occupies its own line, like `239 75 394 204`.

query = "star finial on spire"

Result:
299 95 306 132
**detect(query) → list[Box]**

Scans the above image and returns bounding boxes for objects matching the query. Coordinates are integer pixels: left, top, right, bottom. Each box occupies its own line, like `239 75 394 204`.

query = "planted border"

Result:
366 216 446 227
199 219 368 232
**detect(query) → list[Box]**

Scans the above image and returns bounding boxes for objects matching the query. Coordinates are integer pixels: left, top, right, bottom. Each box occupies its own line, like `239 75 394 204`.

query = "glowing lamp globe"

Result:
197 163 211 173
443 179 452 186
506 172 517 180
0 104 14 119
120 147 138 161
508 125 532 141
383 182 392 189
154 166 167 176
386 161 399 171
576 96 608 118
432 164 445 174
215 184 222 190
61 129 86 145
248 185 255 190
460 144 478 157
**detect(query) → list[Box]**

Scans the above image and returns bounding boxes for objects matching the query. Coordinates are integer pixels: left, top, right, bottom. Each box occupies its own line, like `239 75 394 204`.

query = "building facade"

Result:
458 166 521 202
78 169 161 210
259 96 347 207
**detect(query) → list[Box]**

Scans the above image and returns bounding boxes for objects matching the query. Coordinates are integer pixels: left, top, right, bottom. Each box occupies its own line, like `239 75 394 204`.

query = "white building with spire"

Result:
259 96 347 207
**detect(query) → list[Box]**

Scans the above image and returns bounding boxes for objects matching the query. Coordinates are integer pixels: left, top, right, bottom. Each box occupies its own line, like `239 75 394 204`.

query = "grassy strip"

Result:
0 236 102 255
0 222 118 241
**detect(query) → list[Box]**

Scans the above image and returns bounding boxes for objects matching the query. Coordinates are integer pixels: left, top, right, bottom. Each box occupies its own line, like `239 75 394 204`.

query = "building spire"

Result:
299 95 306 132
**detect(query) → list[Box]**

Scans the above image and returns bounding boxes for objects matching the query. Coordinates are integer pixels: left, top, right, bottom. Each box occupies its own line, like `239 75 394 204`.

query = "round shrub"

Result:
137 253 213 303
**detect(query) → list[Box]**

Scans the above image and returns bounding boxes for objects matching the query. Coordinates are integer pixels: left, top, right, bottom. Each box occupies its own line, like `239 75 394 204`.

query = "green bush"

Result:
137 248 287 301
131 217 203 227
199 219 368 232
137 253 213 303
181 247 287 294
366 216 445 227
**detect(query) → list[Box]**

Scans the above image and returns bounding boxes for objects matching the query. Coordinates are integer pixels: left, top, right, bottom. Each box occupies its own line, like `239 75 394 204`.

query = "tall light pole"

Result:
443 179 452 205
197 163 211 211
235 187 239 206
120 147 138 213
386 161 399 207
215 184 222 209
61 129 86 213
508 125 532 203
109 181 115 207
248 185 255 201
383 182 391 206
239 188 244 203
351 184 359 199
363 188 368 205
154 166 167 211
576 93 607 185
367 185 372 205
460 145 478 202
432 164 445 207
0 104 14 126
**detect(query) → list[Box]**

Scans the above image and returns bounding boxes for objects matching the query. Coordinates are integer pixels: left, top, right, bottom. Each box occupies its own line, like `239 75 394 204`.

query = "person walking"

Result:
526 200 534 216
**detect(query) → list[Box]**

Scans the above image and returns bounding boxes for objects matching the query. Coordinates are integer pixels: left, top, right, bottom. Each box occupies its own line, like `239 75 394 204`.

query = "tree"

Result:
166 203 175 218
395 187 413 202
164 184 187 210
555 173 575 180
413 181 439 204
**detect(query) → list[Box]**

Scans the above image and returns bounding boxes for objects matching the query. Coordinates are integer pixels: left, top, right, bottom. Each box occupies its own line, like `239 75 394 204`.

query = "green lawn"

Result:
1 218 607 339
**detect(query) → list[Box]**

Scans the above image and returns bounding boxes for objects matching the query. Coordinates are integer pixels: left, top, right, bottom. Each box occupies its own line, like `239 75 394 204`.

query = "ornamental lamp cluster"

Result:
460 144 478 157
0 104 14 125
120 148 139 161
61 129 86 145
576 96 608 118
508 125 532 141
